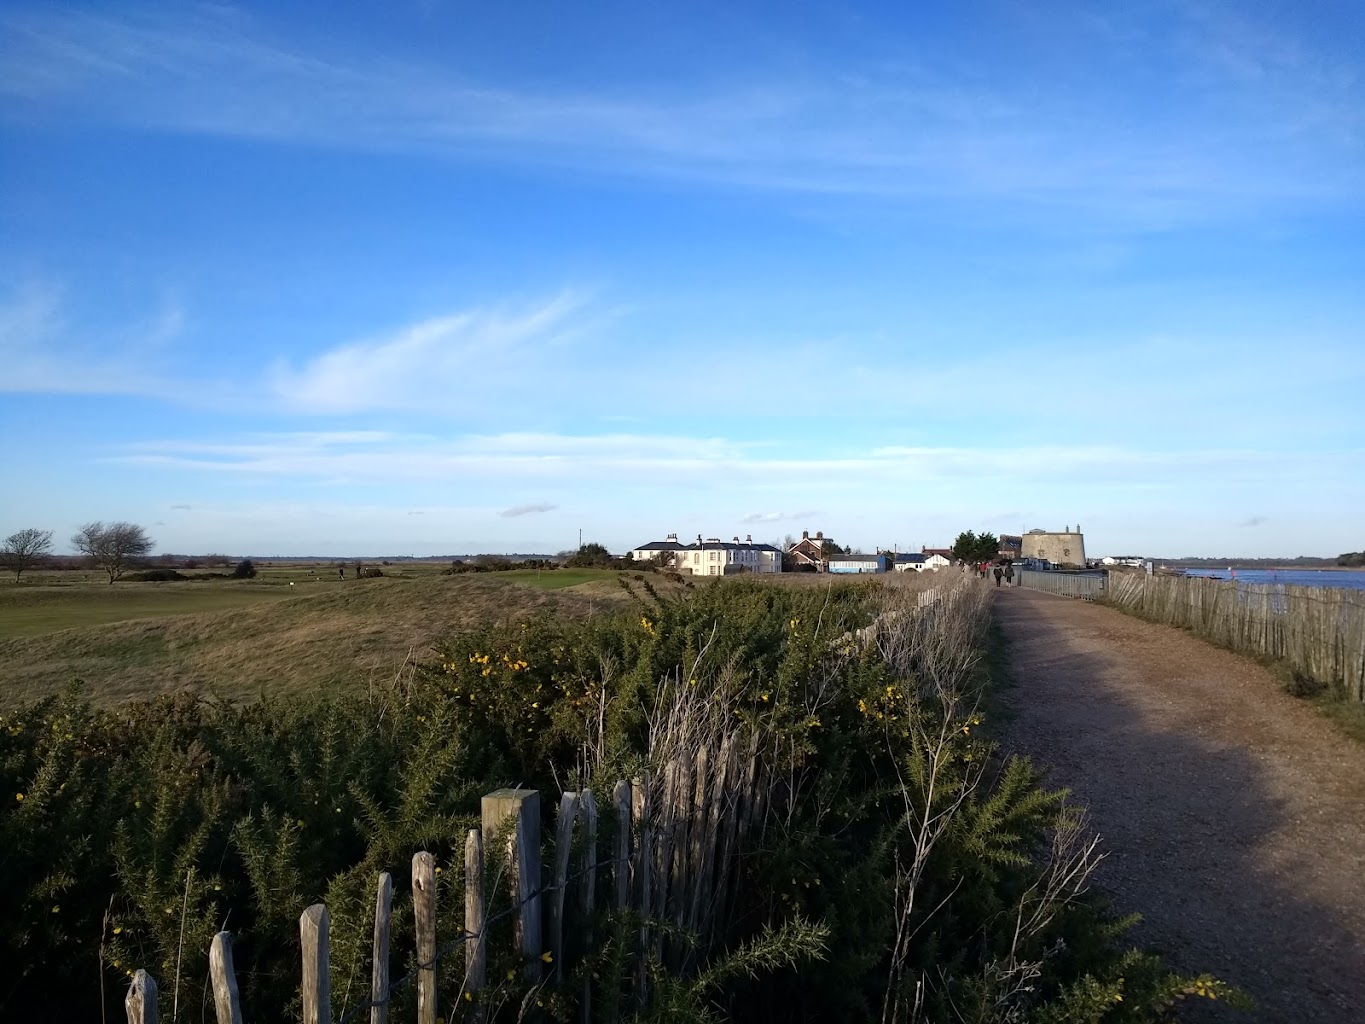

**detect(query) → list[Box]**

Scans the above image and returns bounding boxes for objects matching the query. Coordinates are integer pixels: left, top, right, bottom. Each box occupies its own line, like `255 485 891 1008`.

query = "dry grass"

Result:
0 574 638 707
0 569 938 708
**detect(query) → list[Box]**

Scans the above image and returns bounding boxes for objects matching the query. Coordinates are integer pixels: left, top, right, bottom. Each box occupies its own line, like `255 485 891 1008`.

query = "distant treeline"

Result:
1339 551 1365 568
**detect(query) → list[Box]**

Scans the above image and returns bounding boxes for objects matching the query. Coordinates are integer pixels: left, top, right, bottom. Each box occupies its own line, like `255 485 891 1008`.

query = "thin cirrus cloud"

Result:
740 511 816 524
269 292 591 414
2 4 1358 215
500 503 558 518
0 284 182 397
108 431 1347 489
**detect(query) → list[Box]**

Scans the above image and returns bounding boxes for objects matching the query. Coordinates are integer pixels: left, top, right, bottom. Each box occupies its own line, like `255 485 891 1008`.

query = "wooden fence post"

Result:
631 774 652 1008
549 792 582 984
125 969 157 1024
613 781 631 910
579 789 599 1024
371 871 392 1024
482 788 542 980
413 851 438 1024
209 932 244 1024
300 904 331 1024
465 827 486 1013
693 733 731 944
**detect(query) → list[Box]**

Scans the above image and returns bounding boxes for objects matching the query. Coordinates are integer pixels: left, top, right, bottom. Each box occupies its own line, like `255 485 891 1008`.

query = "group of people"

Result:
974 561 1016 587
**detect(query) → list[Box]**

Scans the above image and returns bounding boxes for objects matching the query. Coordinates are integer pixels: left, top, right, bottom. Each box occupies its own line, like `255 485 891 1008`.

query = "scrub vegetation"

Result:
0 575 1238 1021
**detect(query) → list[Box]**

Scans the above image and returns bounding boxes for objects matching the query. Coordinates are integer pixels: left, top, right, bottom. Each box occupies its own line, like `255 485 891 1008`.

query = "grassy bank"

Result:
0 574 640 706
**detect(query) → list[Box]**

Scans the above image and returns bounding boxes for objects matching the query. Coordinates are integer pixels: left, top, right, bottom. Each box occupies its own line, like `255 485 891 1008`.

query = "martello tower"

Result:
1020 525 1086 568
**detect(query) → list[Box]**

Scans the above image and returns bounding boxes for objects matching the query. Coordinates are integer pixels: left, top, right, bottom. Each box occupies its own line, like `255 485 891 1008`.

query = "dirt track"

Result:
994 587 1365 1023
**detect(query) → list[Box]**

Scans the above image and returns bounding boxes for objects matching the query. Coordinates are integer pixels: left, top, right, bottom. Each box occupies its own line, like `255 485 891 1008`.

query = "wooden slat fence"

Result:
120 756 768 1024
1106 572 1365 702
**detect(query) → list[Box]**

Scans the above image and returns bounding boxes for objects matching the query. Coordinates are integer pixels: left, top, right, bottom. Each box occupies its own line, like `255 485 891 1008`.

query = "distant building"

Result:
998 535 1023 561
630 533 684 562
787 530 835 571
1101 555 1145 567
922 546 953 561
894 552 949 572
1021 525 1087 568
665 534 783 576
923 552 951 570
826 552 889 574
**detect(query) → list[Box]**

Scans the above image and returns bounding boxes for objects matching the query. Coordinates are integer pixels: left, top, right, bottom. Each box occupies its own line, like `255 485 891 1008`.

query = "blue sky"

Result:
2 0 1362 558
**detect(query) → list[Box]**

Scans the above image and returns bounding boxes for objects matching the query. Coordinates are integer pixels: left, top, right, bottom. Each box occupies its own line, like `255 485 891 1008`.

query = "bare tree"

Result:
1 527 53 582
71 521 155 584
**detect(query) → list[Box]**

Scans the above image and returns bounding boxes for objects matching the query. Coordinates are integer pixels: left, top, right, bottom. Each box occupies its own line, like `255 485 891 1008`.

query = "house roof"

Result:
895 553 927 563
676 541 781 552
825 552 884 563
633 540 683 551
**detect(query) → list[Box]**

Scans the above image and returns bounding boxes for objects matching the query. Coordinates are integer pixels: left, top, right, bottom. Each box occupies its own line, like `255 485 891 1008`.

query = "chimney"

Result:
696 534 703 545
802 530 809 540
816 530 824 540
733 536 739 543
666 532 677 542
745 534 752 543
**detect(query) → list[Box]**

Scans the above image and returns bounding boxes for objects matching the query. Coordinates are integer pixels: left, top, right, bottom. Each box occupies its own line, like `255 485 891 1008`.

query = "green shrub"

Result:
124 569 189 582
0 580 1232 1022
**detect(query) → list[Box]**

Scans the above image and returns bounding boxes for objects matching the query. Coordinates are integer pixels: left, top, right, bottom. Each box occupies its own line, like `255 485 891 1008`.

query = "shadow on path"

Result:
994 588 1365 1023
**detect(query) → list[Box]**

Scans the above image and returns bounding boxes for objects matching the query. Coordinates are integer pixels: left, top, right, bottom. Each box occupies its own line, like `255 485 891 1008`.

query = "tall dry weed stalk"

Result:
872 576 1106 1024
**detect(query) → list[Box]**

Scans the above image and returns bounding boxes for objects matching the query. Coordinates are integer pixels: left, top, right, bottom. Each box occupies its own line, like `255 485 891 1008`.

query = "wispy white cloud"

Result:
500 503 558 518
0 283 192 396
269 292 592 414
0 282 605 415
110 429 1360 488
740 510 816 524
3 4 1359 217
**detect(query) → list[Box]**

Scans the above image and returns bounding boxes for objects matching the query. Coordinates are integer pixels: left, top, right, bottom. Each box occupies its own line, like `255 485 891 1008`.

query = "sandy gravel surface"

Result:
994 588 1365 1023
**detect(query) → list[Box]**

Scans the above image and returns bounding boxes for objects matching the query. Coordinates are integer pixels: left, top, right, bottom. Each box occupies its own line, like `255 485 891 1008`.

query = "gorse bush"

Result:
0 578 1238 1022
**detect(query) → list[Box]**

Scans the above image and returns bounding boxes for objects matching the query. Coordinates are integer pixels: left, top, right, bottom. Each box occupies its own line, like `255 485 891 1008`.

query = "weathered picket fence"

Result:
120 699 769 1024
1016 569 1107 600
1106 571 1365 702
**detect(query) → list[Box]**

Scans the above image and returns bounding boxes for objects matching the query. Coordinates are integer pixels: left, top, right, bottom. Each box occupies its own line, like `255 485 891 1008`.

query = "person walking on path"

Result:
993 565 1004 587
1004 563 1014 586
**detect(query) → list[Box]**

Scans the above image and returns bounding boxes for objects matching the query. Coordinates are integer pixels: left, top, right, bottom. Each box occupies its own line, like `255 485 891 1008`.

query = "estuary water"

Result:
1179 568 1365 592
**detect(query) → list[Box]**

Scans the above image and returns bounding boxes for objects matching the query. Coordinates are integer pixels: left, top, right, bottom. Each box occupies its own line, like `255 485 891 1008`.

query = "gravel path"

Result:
994 587 1365 1023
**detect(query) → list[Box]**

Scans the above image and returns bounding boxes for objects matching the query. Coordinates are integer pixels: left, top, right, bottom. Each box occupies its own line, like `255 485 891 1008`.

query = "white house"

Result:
636 534 783 575
893 552 951 573
630 533 685 562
